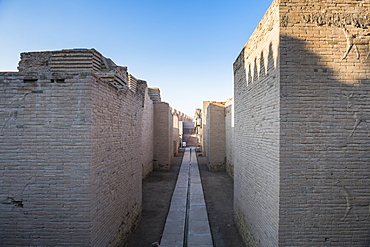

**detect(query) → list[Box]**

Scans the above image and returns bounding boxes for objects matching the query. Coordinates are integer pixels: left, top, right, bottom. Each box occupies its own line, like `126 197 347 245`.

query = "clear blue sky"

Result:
0 0 272 117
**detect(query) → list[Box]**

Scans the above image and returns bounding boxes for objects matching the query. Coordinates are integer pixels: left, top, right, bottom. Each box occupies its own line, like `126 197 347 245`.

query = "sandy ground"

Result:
127 148 244 247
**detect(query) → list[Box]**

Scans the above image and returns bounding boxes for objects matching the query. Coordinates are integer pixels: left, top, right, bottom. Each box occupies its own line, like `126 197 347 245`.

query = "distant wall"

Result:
201 101 224 157
225 98 234 178
153 102 173 171
201 101 210 156
138 80 154 178
172 111 180 156
206 102 226 171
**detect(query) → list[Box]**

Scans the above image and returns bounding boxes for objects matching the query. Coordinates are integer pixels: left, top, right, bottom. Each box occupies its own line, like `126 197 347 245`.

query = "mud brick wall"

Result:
225 98 234 178
90 75 142 247
153 102 173 171
172 112 180 156
137 80 154 179
234 1 280 245
0 62 145 246
201 101 224 157
201 101 210 156
279 0 370 246
0 72 93 246
206 102 226 171
234 0 370 246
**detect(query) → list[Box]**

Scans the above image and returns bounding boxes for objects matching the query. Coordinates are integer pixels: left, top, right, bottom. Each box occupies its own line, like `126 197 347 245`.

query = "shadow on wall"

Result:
240 33 370 245
234 23 370 244
246 42 277 85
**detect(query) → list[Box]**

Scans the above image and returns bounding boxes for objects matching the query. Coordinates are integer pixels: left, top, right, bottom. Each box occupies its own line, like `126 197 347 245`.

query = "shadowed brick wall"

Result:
234 0 370 246
225 98 234 178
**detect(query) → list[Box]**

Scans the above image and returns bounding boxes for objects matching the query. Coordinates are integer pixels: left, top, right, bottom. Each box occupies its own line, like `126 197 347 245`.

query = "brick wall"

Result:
0 49 155 246
201 101 210 156
233 0 282 246
0 72 93 246
172 112 180 156
137 80 154 179
90 75 142 247
202 101 225 157
234 0 370 246
225 98 234 178
279 0 370 245
153 102 173 171
206 102 226 171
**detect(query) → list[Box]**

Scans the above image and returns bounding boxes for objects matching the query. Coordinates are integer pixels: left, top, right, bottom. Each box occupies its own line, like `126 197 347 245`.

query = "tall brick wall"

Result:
234 0 284 245
234 0 370 246
137 80 154 179
0 49 158 246
279 1 370 245
225 98 234 178
206 102 226 171
201 101 225 157
90 75 142 246
0 72 93 246
153 102 173 171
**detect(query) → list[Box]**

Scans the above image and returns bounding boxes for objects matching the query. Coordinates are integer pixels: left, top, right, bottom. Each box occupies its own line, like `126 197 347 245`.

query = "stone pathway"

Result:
160 147 213 247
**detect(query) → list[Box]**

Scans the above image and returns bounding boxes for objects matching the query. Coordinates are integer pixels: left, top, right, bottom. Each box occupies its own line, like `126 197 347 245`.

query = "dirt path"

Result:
127 150 244 247
127 154 182 247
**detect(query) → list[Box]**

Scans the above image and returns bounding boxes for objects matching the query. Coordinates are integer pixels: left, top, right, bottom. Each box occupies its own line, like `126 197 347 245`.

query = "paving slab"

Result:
161 147 213 247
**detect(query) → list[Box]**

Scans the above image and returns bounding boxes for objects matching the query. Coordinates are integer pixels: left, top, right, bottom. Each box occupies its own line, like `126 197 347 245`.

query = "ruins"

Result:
1 0 370 246
0 48 191 246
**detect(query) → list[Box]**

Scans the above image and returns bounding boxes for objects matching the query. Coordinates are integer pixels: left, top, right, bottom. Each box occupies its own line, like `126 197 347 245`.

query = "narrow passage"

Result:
160 147 213 247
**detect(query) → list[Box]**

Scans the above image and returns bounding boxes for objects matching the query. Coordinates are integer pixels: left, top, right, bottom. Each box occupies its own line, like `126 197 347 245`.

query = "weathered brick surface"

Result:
172 111 180 156
206 102 226 171
225 98 234 178
0 72 93 246
137 80 154 179
201 101 210 156
234 0 370 246
90 75 142 247
201 101 225 157
0 49 157 246
279 1 370 246
153 102 173 171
